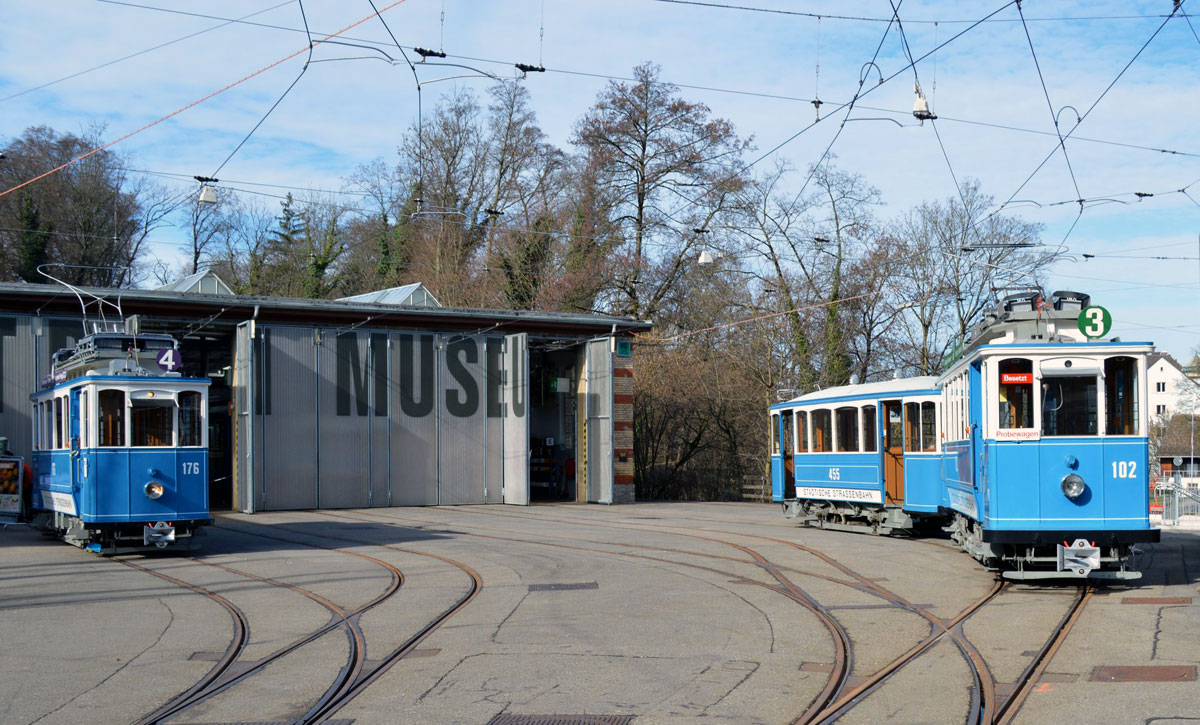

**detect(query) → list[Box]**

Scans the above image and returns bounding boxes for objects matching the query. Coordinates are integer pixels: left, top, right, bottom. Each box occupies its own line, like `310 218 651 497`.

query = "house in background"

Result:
1148 352 1200 419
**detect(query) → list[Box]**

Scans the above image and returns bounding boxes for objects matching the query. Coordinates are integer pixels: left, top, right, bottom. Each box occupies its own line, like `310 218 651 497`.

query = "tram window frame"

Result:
861 405 877 452
796 410 809 453
781 410 795 456
54 396 63 449
904 402 920 451
131 393 175 448
836 407 859 452
1041 373 1099 437
1104 356 1139 436
997 358 1034 431
770 413 780 456
79 390 88 449
179 390 204 447
98 389 126 447
812 409 832 452
921 401 937 451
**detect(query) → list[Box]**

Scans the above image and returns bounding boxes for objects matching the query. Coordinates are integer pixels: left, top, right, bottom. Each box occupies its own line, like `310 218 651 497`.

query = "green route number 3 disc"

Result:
1077 305 1112 339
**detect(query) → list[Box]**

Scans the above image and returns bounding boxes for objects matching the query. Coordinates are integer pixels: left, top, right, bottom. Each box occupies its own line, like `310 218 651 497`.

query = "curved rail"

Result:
115 557 250 725
129 531 403 724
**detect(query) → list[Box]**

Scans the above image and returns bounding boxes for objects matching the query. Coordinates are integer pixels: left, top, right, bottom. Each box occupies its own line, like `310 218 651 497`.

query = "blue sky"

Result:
1 0 1198 358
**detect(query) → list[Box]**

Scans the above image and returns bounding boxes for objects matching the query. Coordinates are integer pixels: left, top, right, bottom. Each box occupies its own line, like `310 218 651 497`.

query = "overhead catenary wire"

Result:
646 0 1171 24
0 0 413 202
51 2 1199 163
975 3 1183 232
1016 0 1083 214
0 0 298 104
210 0 315 178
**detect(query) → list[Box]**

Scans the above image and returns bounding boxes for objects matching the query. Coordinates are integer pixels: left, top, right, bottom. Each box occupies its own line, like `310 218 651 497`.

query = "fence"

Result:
741 475 768 503
1154 481 1200 525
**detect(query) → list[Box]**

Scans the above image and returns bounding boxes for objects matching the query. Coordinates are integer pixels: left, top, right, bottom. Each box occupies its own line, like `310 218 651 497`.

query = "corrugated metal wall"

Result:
0 315 36 457
587 338 614 504
261 326 318 510
438 335 486 505
238 326 540 511
391 332 438 505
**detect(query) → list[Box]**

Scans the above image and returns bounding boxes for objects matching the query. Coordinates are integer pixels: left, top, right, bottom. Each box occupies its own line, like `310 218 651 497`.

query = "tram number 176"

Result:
182 461 202 476
1112 461 1137 479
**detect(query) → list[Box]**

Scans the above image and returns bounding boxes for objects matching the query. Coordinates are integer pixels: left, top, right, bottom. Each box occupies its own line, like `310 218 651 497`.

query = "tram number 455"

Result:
828 468 841 481
1112 461 1137 479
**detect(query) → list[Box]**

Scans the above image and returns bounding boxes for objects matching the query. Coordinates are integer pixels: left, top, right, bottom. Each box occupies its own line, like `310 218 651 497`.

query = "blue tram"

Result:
772 291 1158 579
29 329 210 553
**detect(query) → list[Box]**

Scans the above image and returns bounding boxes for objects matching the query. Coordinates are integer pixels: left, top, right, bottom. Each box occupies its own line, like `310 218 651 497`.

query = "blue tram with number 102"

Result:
30 328 210 553
771 291 1158 579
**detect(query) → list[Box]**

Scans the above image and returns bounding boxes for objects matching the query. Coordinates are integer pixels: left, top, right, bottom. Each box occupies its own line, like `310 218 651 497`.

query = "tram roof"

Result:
0 282 651 338
776 376 940 407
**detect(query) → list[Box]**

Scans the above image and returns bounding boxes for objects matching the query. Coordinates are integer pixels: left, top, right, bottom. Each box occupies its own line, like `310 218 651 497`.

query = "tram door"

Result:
781 411 795 490
883 401 904 504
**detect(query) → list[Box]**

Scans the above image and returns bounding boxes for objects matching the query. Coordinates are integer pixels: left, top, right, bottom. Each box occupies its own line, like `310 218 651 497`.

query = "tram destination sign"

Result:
1077 305 1112 339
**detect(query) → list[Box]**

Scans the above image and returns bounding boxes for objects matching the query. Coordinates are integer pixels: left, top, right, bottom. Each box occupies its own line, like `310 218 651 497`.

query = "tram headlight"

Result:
144 481 164 500
1061 473 1086 500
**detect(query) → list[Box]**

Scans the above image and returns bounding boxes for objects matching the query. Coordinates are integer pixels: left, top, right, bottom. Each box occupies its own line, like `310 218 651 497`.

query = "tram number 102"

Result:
1111 461 1137 479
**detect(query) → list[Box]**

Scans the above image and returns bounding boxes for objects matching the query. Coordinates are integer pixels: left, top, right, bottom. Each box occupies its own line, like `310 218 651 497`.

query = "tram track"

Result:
319 507 986 722
121 527 404 724
213 517 484 723
344 504 1093 724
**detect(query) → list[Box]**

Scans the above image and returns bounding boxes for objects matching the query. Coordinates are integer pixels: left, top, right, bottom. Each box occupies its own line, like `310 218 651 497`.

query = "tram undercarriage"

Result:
947 513 1143 580
781 498 931 536
31 511 207 554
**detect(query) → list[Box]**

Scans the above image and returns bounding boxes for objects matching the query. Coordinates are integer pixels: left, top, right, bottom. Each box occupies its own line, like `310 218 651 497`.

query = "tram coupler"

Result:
1057 538 1100 576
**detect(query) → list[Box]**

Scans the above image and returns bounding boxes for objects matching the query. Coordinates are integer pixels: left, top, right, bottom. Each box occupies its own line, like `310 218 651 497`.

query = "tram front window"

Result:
132 397 174 447
998 358 1033 429
1042 376 1098 436
1105 356 1139 435
179 391 203 447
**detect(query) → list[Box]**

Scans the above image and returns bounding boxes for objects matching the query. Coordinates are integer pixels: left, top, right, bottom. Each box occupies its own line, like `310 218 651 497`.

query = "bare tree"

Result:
573 62 750 319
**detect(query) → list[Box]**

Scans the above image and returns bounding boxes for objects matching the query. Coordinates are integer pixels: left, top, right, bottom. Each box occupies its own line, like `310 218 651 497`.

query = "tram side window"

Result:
921 401 937 451
1105 357 1139 435
79 391 88 448
1042 376 1098 436
904 402 920 451
797 411 809 453
812 409 832 452
132 396 174 447
179 391 202 447
771 414 780 456
998 358 1033 429
836 407 859 452
99 390 125 447
862 405 877 452
54 397 63 449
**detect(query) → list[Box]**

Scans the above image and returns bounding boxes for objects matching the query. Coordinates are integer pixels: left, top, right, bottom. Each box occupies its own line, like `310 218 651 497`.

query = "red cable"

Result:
0 0 409 200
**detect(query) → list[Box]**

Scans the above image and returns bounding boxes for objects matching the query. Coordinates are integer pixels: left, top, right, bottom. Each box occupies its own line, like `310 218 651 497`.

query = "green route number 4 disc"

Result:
1077 305 1112 339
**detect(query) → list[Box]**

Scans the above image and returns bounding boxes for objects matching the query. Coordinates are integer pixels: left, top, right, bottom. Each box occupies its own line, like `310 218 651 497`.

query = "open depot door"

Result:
503 333 529 504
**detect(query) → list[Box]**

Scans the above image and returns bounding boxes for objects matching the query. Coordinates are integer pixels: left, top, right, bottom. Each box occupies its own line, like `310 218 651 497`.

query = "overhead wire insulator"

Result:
515 63 546 76
414 47 447 59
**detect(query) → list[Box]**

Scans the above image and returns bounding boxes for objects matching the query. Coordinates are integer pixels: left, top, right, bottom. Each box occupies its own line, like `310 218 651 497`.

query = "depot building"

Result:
0 273 647 512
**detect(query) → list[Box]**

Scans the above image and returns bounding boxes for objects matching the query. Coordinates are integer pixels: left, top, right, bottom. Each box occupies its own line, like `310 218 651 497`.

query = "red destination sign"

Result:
1001 373 1032 384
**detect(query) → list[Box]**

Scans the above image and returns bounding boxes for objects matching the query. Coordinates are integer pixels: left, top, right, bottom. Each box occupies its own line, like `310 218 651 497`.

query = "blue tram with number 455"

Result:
771 291 1158 580
29 326 210 553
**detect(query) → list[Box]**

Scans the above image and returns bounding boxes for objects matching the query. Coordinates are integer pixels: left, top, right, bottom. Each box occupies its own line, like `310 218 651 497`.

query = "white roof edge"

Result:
783 376 940 404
